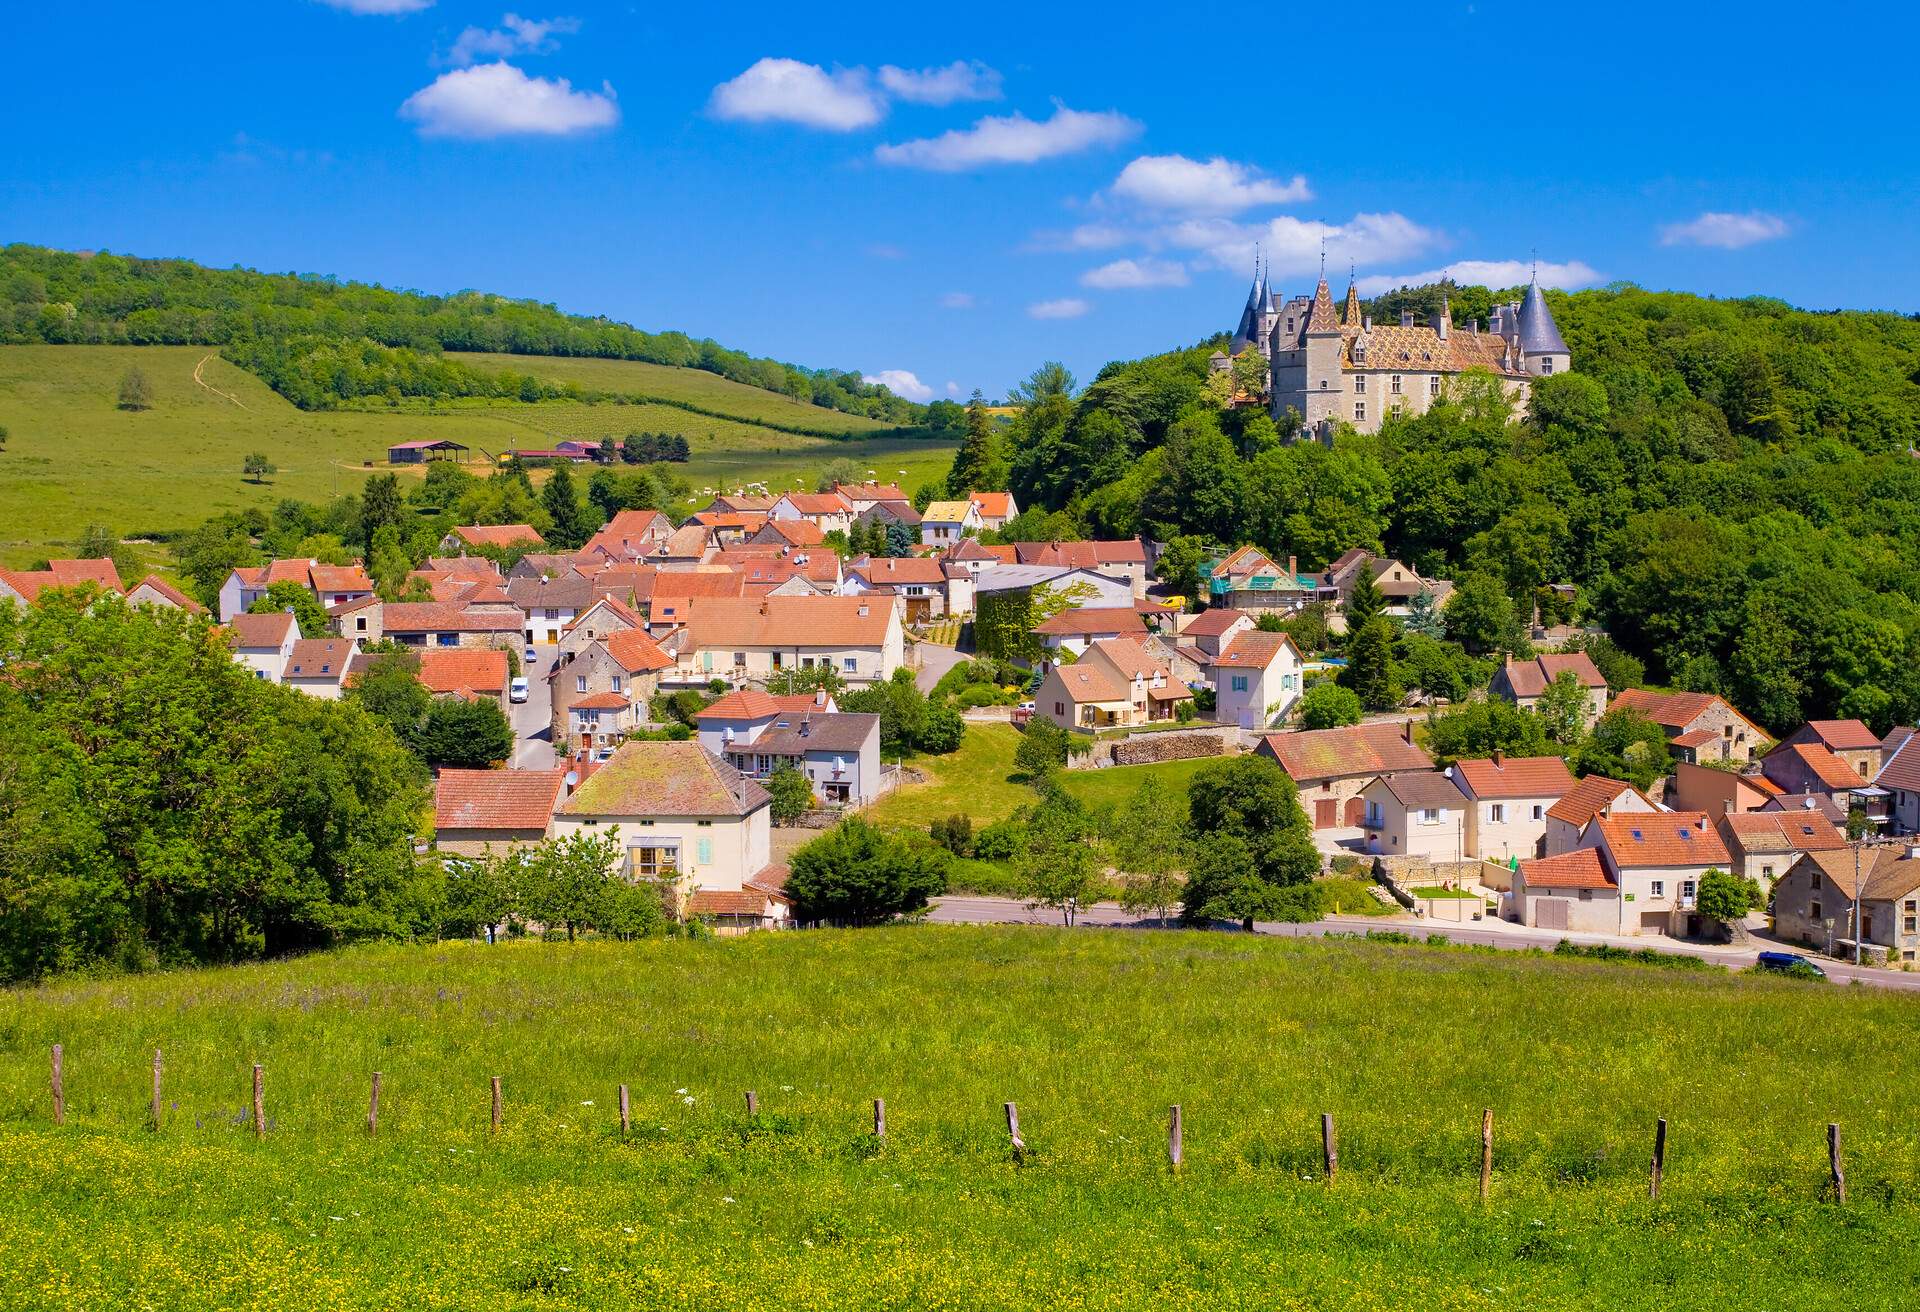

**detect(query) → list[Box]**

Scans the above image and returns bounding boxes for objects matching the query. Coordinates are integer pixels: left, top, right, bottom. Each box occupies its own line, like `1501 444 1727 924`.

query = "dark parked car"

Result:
1755 951 1827 979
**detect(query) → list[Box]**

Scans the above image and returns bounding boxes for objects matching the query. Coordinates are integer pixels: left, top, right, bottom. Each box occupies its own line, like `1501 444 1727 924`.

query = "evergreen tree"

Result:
946 391 1006 494
1343 561 1385 638
360 472 404 560
541 464 592 549
1338 617 1402 711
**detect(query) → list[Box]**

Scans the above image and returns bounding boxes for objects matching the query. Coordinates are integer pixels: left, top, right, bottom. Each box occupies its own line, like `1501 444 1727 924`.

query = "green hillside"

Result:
1 929 1913 1309
0 345 954 568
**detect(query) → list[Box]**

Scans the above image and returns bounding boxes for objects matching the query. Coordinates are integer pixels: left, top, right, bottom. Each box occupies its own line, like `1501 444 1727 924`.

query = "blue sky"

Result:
4 1 1916 402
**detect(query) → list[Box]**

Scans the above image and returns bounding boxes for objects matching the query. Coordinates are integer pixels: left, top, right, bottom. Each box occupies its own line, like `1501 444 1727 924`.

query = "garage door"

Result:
1536 898 1569 931
1315 799 1336 829
1640 910 1669 934
1344 797 1366 827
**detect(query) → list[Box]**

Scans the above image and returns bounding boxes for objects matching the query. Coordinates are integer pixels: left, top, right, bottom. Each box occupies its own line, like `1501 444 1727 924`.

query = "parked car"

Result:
1755 950 1826 979
523 646 539 667
509 676 530 704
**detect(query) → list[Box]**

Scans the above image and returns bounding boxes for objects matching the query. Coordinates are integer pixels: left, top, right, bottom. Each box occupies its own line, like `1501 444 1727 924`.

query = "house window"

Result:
1488 803 1505 823
1650 880 1665 898
1762 864 1774 880
733 652 746 667
1904 916 1917 934
1320 379 1329 389
1419 808 1440 825
1429 376 1440 396
1531 804 1543 821
355 617 367 632
576 676 588 693
1054 702 1065 716
437 634 457 646
1541 358 1554 375
1390 374 1402 395
1354 375 1367 394
545 608 559 621
611 676 622 694
627 844 680 878
1682 880 1697 900
1355 402 1367 422
1231 675 1249 693
844 657 857 672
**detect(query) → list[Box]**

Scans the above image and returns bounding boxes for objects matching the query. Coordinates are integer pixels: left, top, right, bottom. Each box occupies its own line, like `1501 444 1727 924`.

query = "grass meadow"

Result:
0 928 1915 1309
0 346 955 568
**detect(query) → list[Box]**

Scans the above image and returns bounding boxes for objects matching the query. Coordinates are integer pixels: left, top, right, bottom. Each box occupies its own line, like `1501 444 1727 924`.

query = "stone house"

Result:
1773 843 1920 965
1876 729 1920 835
1360 770 1469 861
1717 809 1847 899
1256 721 1433 829
433 768 566 858
1543 774 1657 856
1572 812 1733 937
1488 653 1609 730
550 628 673 752
1610 689 1769 764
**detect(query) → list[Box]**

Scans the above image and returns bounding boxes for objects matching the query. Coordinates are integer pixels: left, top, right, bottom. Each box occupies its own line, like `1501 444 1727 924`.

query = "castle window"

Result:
1541 358 1555 375
1355 402 1366 422
1430 375 1440 396
1390 375 1402 395
1354 375 1367 394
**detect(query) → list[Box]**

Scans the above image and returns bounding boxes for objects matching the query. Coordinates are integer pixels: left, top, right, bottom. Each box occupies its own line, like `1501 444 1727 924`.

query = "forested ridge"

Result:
955 284 1920 734
0 244 927 423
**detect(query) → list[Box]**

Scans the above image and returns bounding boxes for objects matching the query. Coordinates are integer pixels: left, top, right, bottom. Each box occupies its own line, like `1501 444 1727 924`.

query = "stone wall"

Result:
1112 732 1228 767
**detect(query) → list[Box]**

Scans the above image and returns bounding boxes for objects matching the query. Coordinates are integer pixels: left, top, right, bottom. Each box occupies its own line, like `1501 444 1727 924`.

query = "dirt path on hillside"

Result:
192 353 250 410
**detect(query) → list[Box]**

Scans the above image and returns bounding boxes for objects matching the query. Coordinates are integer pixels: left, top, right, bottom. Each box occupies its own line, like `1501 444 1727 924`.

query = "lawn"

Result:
0 346 956 568
871 724 1217 831
1 929 1915 1309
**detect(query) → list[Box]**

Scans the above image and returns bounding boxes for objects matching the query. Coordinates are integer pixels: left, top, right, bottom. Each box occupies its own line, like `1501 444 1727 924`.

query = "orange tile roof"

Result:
285 638 354 680
967 491 1014 517
1051 663 1127 703
380 603 525 633
650 570 748 599
1259 723 1432 783
1776 742 1869 791
1546 774 1645 826
1801 719 1882 751
680 595 893 648
417 648 509 696
696 689 823 720
1451 755 1575 800
761 519 825 546
454 524 546 549
570 691 630 710
604 628 672 673
1210 631 1299 669
309 564 373 593
1519 847 1615 891
688 889 789 916
47 558 123 589
1183 608 1249 638
434 768 565 832
1499 652 1606 697
852 557 947 585
1031 606 1146 637
1718 810 1847 856
1593 813 1731 867
228 610 296 647
779 492 851 515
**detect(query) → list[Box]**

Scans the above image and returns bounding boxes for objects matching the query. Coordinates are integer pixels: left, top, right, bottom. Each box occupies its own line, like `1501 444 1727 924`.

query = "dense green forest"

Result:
0 244 926 423
941 285 1920 735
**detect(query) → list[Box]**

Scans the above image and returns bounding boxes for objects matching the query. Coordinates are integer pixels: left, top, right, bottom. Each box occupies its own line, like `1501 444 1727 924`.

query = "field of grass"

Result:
1 929 1916 1309
872 724 1216 831
0 346 955 567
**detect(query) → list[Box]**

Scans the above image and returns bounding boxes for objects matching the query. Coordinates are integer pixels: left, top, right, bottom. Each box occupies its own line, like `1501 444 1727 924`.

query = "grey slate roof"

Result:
1518 280 1570 356
747 712 881 757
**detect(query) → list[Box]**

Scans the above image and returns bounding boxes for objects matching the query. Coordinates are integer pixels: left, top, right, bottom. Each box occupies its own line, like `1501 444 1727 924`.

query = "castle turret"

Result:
1516 277 1570 377
1231 259 1263 349
1341 279 1362 328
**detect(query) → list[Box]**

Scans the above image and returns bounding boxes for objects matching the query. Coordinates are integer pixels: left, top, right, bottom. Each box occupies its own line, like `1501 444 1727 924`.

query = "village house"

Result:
1488 653 1609 729
432 767 566 858
1773 843 1920 965
283 636 357 699
1509 848 1621 934
441 524 547 556
1176 608 1254 661
1030 606 1148 661
125 574 205 613
1256 721 1433 829
750 518 826 551
218 558 373 622
1760 736 1888 829
842 556 968 623
856 499 923 539
1209 630 1303 730
920 499 983 547
661 595 903 688
694 690 836 752
966 491 1018 532
1777 720 1890 780
1877 729 1920 835
581 509 672 561
1011 540 1153 597
417 648 511 710
1543 774 1658 856
226 610 299 682
1717 808 1846 899
1359 771 1470 861
550 740 792 930
1666 759 1780 816
0 557 124 608
1205 546 1317 614
644 571 750 632
508 573 600 646
769 491 854 537
652 523 718 569
685 511 767 546
832 483 909 515
557 595 646 661
1573 812 1733 937
1610 688 1768 764
706 702 883 807
1033 638 1191 732
550 628 673 752
1450 753 1577 862
941 538 1000 577
351 601 526 650
1319 550 1453 625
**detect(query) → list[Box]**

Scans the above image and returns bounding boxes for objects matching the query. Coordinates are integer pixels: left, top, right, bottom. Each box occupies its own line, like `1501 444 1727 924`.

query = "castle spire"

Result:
1341 276 1362 328
1304 273 1341 336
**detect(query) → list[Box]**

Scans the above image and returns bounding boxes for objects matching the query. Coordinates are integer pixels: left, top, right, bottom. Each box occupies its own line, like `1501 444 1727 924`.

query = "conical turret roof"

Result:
1304 277 1341 335
1341 280 1362 327
1517 279 1570 356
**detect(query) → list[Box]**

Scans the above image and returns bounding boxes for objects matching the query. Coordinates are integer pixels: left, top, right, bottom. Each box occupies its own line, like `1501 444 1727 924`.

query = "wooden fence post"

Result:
745 1090 758 1116
618 1084 630 1137
368 1072 382 1137
873 1098 886 1139
50 1045 63 1126
1479 1108 1493 1202
151 1049 163 1129
1168 1105 1183 1173
1828 1123 1846 1204
251 1063 265 1139
1321 1113 1338 1184
1650 1118 1666 1199
490 1076 502 1135
1005 1102 1026 1158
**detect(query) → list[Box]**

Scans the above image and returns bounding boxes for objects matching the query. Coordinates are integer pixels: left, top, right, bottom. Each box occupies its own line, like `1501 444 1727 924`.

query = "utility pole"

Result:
1852 838 1863 967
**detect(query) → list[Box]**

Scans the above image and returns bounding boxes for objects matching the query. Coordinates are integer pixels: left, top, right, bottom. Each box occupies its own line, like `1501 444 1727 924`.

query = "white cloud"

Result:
1166 211 1441 277
708 58 883 131
447 13 579 66
863 369 934 402
944 381 961 396
877 61 1002 106
1108 154 1310 215
938 291 975 309
875 101 1140 171
1026 222 1137 253
318 0 433 13
1080 257 1188 290
400 62 618 139
1659 210 1790 249
1027 297 1089 320
1354 258 1604 296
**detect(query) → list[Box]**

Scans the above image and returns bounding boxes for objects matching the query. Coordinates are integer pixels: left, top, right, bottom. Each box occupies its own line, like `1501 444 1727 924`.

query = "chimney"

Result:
1399 309 1414 328
1696 815 1708 831
1403 719 1414 745
1492 748 1504 768
1362 313 1372 332
1435 297 1451 341
1907 843 1920 861
1287 555 1297 577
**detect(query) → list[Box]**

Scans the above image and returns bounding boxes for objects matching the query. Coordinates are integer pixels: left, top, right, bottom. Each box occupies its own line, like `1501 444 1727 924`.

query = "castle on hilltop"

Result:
1214 264 1571 439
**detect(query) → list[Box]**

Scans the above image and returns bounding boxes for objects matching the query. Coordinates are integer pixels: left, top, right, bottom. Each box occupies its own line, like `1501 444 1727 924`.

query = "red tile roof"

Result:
380 603 526 633
1258 722 1432 783
1593 813 1731 867
559 741 769 816
1519 847 1616 891
434 768 565 832
1499 652 1606 697
1801 719 1882 751
967 491 1014 518
605 628 672 673
285 638 354 680
1774 742 1869 791
1183 608 1249 638
570 692 630 710
697 689 825 720
1451 755 1575 800
689 889 788 916
1210 631 1299 669
453 524 546 549
228 610 297 647
836 482 908 503
417 648 509 696
1546 774 1646 826
129 574 205 613
1718 810 1846 856
779 492 851 516
1031 606 1146 637
47 558 123 589
679 596 893 648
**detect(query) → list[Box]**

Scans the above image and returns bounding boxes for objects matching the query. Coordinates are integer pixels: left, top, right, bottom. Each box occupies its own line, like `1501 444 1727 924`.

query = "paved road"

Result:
914 642 969 695
511 647 557 771
926 896 1920 992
